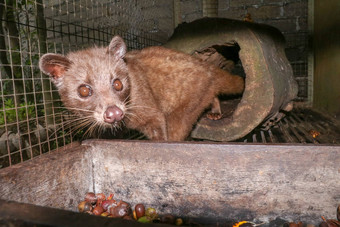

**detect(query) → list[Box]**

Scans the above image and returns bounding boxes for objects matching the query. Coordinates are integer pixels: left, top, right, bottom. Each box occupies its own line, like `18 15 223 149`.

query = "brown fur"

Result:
39 36 244 141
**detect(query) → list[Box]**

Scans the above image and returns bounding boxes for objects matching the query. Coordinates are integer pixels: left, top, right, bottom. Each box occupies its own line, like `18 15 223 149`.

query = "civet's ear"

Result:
107 35 127 59
39 53 72 79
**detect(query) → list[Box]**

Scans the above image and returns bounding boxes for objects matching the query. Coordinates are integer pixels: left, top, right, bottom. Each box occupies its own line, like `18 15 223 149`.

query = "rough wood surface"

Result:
0 142 92 211
85 140 340 224
164 18 298 141
0 140 339 225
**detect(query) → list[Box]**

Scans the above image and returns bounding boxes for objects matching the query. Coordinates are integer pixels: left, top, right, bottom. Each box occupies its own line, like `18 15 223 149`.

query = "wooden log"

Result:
0 142 90 211
0 140 339 225
164 18 298 141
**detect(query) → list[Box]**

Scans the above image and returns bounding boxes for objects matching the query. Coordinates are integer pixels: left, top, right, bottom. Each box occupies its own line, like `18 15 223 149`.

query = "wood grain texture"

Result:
0 140 339 224
86 140 339 224
0 142 92 211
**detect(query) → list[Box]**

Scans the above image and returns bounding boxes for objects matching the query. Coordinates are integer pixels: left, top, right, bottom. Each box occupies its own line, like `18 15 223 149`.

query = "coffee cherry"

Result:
145 207 157 219
135 204 145 219
85 192 97 205
101 212 110 217
175 218 183 226
109 201 131 218
138 216 153 223
101 199 116 211
92 205 104 216
160 214 175 224
78 201 92 213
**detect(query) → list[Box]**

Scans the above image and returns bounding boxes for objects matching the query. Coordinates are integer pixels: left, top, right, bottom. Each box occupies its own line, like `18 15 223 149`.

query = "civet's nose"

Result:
103 105 124 123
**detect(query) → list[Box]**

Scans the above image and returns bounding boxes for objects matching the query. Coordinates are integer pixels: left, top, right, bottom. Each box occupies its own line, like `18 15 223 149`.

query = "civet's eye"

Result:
113 79 123 91
78 84 92 97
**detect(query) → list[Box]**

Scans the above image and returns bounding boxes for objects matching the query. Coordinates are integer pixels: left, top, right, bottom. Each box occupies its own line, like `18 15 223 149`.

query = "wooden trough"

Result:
0 140 339 226
164 18 298 141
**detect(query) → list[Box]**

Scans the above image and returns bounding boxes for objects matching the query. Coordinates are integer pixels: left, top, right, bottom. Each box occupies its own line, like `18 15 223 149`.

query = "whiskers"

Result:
48 107 124 141
48 99 155 141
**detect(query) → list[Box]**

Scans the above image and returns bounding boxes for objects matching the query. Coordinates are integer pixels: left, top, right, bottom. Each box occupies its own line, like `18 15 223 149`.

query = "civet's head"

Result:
39 36 131 128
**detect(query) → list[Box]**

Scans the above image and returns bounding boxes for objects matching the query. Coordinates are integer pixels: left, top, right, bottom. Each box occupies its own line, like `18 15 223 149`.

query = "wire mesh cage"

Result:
0 0 171 168
0 0 334 169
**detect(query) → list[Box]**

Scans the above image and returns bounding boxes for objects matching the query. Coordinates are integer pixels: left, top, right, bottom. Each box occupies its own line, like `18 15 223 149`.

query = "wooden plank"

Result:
0 142 92 211
85 140 340 224
0 140 339 225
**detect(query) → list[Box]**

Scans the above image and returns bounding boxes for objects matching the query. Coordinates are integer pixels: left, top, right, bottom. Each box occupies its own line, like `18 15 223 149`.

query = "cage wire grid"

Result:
1 0 312 169
0 0 168 168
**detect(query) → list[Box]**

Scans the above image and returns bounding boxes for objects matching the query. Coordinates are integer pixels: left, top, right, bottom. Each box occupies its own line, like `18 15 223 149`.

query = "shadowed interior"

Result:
193 43 245 120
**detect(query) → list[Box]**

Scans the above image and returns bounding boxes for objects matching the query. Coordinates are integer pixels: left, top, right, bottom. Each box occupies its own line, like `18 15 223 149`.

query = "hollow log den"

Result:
164 18 298 141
